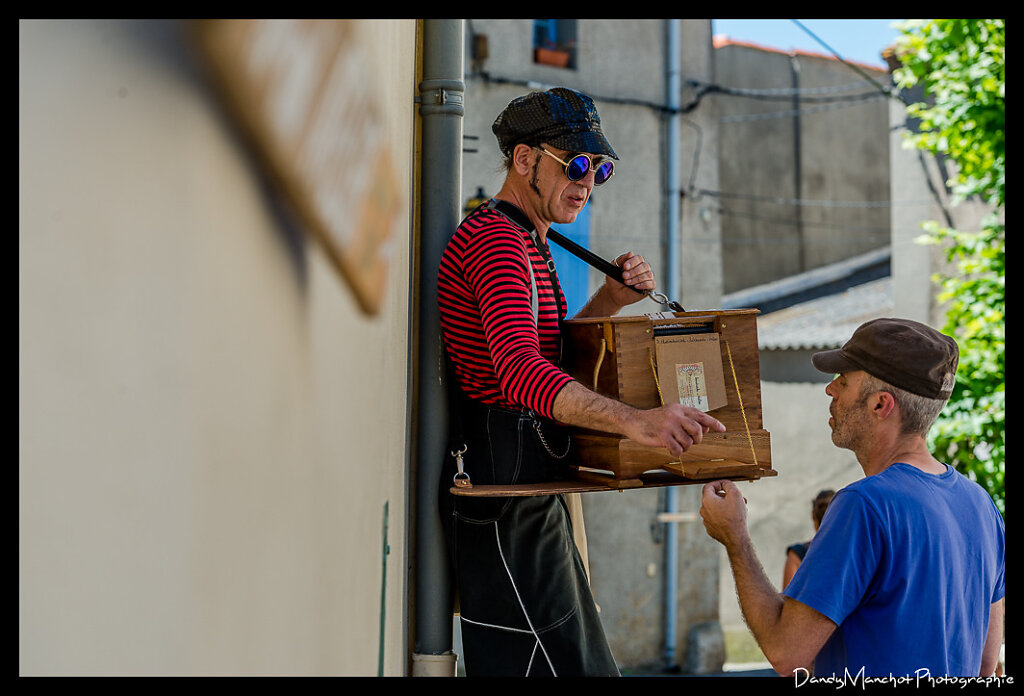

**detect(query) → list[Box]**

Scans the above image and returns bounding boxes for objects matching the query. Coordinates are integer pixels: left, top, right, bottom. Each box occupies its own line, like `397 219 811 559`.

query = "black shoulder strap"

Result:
484 198 613 280
486 199 628 284
482 199 552 270
485 198 685 312
481 198 533 234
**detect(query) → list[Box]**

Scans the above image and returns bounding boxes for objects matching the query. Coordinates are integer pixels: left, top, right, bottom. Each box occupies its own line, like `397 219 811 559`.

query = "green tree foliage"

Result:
892 19 1004 514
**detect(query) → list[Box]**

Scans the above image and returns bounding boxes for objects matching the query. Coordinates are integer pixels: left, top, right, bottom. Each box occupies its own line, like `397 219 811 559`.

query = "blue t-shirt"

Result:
783 463 1004 677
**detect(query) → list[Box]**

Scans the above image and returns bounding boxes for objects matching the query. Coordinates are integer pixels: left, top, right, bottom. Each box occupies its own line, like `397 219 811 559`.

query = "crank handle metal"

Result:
645 289 685 313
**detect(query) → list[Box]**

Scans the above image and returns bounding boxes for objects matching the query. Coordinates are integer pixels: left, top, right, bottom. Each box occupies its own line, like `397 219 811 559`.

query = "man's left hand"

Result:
573 251 657 319
605 251 655 307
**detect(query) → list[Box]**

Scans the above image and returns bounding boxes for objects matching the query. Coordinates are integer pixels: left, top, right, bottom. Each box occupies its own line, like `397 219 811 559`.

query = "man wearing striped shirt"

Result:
438 88 724 677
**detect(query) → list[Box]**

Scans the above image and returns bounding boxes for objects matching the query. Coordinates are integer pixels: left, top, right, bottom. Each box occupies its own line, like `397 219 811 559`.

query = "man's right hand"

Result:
625 404 725 456
552 382 725 456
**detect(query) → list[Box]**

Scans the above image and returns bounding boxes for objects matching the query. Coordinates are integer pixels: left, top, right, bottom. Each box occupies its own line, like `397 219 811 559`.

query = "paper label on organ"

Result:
676 362 709 411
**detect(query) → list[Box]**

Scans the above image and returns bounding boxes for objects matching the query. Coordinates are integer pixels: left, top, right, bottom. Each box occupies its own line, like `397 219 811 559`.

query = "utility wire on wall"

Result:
462 20 950 229
697 188 937 210
466 62 937 237
718 94 888 123
785 19 953 225
789 19 907 105
719 208 891 236
687 79 886 97
685 78 890 102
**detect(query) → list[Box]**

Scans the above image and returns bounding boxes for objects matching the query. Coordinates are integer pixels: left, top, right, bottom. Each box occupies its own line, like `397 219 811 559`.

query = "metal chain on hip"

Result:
529 412 571 459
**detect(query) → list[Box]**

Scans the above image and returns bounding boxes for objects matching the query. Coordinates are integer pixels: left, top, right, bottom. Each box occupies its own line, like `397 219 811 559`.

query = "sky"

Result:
711 19 907 68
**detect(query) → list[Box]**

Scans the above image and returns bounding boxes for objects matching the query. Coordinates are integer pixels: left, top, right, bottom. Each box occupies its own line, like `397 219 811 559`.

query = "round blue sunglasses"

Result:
538 147 615 186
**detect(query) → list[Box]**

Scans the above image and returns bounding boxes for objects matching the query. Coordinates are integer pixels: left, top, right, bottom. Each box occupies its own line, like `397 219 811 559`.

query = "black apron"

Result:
439 393 619 677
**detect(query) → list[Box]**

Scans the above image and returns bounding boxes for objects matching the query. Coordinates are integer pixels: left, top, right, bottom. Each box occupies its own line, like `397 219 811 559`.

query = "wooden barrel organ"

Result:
560 308 774 490
450 309 774 496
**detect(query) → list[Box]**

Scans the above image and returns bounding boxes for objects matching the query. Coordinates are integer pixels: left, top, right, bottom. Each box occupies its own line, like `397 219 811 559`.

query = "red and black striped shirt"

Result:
437 205 573 420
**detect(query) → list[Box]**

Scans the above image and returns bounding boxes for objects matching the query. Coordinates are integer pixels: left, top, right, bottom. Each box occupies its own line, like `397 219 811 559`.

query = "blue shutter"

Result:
549 202 591 318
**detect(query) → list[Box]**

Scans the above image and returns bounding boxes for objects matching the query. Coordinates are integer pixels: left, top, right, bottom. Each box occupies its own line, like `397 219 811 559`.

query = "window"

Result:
533 19 577 69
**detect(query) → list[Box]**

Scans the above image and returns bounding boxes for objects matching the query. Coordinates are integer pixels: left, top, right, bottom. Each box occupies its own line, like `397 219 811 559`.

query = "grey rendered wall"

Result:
714 44 891 294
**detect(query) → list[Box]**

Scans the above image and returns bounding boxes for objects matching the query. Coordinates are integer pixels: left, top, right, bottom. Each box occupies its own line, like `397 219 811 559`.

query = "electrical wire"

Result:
693 188 936 209
717 207 891 237
463 20 953 233
684 78 888 103
689 78 883 96
718 93 888 123
789 20 909 106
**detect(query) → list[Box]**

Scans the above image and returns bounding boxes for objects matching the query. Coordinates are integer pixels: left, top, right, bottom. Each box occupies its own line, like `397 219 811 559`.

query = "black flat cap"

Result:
492 87 618 159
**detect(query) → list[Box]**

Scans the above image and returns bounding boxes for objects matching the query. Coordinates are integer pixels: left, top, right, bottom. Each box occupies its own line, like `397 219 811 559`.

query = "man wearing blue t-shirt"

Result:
700 318 1005 678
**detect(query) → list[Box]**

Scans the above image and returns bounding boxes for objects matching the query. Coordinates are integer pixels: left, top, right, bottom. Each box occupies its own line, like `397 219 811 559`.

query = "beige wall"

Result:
20 19 417 675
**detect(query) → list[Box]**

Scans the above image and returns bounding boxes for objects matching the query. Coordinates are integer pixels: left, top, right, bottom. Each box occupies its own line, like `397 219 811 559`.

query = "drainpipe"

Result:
662 18 683 673
412 18 464 677
790 53 805 272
